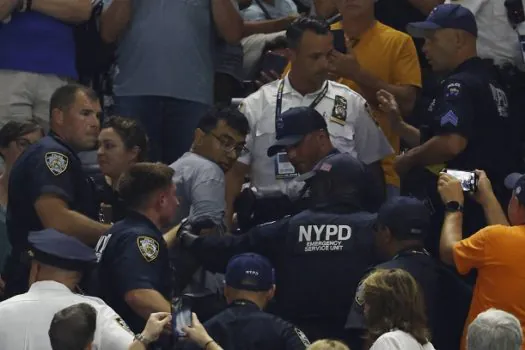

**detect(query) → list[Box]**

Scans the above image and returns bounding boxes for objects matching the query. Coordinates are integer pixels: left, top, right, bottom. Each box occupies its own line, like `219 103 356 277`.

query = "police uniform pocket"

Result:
328 123 357 157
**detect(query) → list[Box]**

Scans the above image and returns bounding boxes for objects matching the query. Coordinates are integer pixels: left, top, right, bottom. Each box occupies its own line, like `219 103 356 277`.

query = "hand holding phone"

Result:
332 29 347 54
172 297 192 338
443 169 478 192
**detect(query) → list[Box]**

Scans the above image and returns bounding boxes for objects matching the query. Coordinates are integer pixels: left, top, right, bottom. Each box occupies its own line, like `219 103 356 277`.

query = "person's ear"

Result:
268 285 276 300
194 128 205 147
51 108 65 127
128 146 141 163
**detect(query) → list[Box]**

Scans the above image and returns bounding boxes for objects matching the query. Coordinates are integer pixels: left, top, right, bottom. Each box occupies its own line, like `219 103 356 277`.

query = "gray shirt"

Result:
113 0 215 105
170 152 225 227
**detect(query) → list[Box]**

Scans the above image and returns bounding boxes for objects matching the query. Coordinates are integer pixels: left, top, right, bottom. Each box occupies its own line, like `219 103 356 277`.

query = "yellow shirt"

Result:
337 21 421 187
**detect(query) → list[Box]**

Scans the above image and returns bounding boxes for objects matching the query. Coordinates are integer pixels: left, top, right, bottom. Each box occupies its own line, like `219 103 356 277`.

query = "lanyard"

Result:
275 79 329 130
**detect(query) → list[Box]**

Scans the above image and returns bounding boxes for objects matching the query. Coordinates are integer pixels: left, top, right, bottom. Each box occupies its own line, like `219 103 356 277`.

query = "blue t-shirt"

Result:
0 12 77 78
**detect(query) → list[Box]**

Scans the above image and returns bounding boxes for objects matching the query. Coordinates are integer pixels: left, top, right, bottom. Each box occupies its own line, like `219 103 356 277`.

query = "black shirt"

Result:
91 173 127 223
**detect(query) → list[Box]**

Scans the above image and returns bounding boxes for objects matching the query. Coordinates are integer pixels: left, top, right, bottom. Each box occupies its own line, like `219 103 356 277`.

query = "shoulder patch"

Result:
444 81 463 98
137 236 159 262
114 316 133 334
440 110 459 127
45 152 69 176
294 327 311 346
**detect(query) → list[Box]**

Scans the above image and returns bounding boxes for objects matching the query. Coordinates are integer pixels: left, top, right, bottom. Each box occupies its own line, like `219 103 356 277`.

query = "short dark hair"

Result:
49 303 97 350
197 106 250 136
286 16 330 49
49 84 99 116
117 162 175 210
0 121 43 148
103 116 149 162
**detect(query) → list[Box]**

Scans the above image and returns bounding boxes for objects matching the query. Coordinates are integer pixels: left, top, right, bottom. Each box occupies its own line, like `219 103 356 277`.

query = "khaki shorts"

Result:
0 69 68 131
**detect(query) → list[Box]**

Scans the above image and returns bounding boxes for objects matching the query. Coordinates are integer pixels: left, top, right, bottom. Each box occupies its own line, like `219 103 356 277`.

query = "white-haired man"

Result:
468 308 523 350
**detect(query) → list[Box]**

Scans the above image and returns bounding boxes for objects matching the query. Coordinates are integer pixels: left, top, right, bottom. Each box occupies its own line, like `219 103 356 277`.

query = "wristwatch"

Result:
134 333 152 346
445 201 464 213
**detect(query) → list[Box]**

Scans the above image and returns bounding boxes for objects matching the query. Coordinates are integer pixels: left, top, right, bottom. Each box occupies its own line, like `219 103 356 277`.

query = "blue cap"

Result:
377 197 430 239
28 229 97 271
295 152 366 185
267 107 327 157
406 4 477 38
505 173 525 204
225 253 275 292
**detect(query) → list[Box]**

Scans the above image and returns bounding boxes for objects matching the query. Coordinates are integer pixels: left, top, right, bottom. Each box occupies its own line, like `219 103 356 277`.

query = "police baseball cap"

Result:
505 173 525 204
295 152 366 185
28 229 97 271
377 196 430 240
406 4 478 38
225 253 275 292
267 107 327 157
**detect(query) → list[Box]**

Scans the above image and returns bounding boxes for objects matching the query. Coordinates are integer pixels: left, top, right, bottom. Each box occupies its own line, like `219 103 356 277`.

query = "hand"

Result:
183 313 215 348
255 70 281 88
438 173 464 205
471 170 494 205
141 312 172 342
377 89 403 130
328 43 361 80
393 154 414 177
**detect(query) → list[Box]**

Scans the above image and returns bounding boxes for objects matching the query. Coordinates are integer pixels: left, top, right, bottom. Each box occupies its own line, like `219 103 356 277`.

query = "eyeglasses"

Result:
209 132 248 155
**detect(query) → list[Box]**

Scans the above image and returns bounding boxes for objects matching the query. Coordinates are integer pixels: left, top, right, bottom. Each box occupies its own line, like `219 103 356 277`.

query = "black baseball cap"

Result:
225 253 275 292
267 107 327 157
377 196 430 240
505 173 525 204
295 152 366 185
406 4 478 38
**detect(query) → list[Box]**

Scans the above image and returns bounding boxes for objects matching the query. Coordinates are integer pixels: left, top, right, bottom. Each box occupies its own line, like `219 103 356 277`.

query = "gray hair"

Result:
467 308 523 350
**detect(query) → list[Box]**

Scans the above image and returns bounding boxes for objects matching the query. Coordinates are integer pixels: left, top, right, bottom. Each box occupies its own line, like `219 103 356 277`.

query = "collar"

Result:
391 246 429 261
28 280 73 294
48 131 80 158
126 211 163 237
229 299 260 310
282 74 329 98
449 57 482 76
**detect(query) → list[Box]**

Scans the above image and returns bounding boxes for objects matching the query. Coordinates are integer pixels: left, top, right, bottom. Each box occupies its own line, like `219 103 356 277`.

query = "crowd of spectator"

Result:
1 0 525 349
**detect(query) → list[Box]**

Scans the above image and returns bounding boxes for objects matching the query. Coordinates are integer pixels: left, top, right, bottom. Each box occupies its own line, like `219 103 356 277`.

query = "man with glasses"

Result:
169 106 249 321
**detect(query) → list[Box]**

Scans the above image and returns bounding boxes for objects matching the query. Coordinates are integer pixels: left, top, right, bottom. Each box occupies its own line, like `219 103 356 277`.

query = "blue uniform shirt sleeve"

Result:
112 234 164 296
435 79 474 139
188 219 291 273
30 148 76 204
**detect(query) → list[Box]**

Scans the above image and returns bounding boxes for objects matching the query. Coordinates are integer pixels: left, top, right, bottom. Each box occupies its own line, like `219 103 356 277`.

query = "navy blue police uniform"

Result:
97 211 173 334
179 154 378 342
345 197 472 350
183 253 311 350
404 6 521 255
4 131 98 297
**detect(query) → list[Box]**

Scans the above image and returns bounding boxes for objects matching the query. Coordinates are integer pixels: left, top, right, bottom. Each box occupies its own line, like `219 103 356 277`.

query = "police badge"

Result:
137 236 160 262
45 152 69 176
330 96 348 126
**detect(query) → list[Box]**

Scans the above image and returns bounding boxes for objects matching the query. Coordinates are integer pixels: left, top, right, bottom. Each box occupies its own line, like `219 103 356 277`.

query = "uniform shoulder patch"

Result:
114 316 133 334
294 327 311 346
45 152 69 176
444 81 463 99
330 95 348 126
137 236 160 262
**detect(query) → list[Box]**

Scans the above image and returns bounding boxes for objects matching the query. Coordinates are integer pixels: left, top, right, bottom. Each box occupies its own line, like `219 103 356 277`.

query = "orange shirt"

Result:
454 225 525 350
337 21 421 187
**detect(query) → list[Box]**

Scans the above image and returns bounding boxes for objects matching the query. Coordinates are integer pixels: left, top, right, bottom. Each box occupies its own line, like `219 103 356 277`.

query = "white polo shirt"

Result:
0 281 134 350
238 75 393 197
446 0 524 69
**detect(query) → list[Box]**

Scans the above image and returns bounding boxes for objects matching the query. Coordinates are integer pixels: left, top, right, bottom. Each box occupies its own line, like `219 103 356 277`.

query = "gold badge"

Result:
330 95 347 126
45 152 69 176
137 236 159 262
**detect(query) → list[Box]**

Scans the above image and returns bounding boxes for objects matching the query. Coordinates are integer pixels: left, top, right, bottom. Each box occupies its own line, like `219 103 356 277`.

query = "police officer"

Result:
97 163 178 335
179 153 377 342
226 16 393 226
0 228 145 349
4 84 110 297
378 4 521 252
344 196 472 350
183 253 310 350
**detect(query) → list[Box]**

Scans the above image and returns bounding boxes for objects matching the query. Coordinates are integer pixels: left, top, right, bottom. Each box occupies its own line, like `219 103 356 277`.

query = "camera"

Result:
444 169 478 193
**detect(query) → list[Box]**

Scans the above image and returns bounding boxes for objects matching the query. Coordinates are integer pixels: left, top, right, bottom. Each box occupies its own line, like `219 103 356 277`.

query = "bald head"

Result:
421 28 477 73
